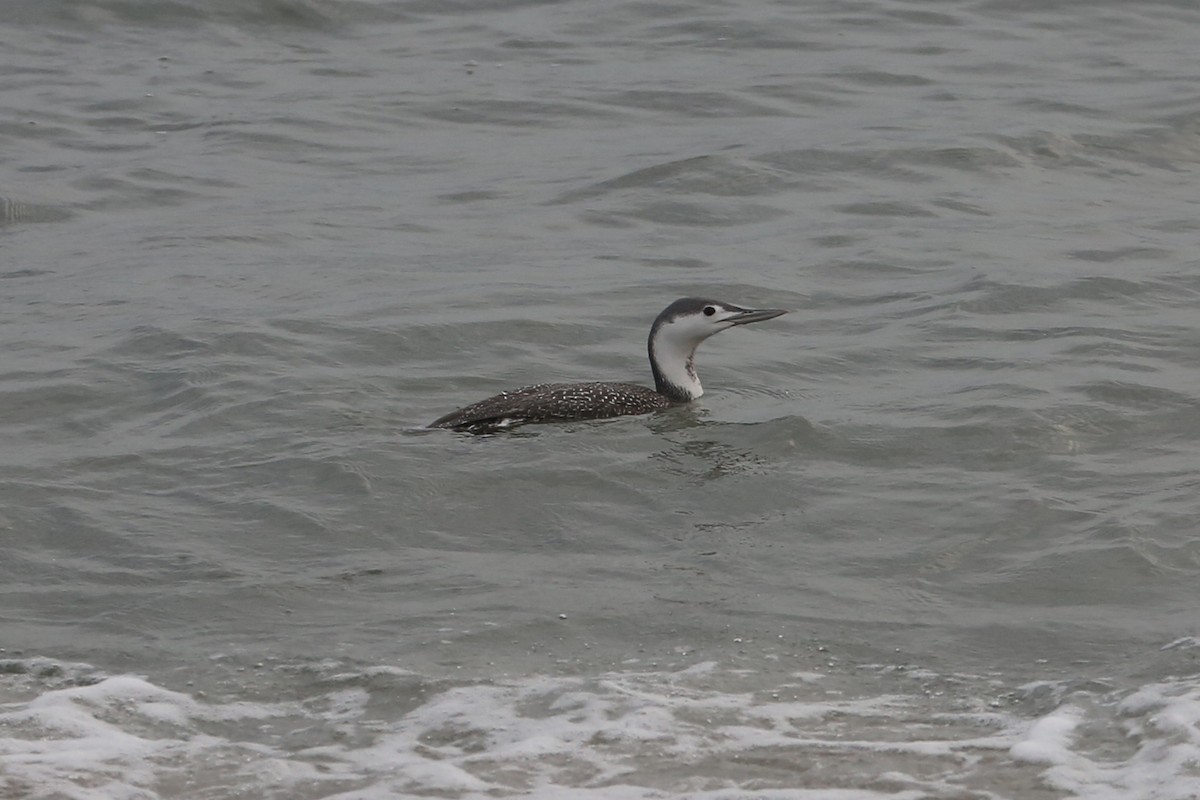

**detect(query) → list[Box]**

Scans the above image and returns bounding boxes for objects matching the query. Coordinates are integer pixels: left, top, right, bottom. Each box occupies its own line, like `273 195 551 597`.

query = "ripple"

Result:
0 196 72 224
596 89 786 118
551 155 794 204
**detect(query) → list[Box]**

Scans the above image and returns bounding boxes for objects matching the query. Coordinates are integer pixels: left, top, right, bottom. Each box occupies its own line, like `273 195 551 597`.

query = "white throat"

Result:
649 328 705 401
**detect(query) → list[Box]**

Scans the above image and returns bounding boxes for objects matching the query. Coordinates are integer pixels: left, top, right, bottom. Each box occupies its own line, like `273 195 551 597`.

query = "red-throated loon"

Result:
429 297 787 432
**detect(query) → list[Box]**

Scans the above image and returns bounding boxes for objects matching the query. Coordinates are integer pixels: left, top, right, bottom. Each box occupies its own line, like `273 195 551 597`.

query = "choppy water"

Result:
4 0 1200 797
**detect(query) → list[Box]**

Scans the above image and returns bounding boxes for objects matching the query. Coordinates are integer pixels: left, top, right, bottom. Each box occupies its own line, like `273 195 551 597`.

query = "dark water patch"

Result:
927 323 1171 347
746 82 847 108
418 98 611 127
930 197 991 216
0 269 54 279
634 257 711 270
818 259 936 278
0 0 379 30
965 540 1172 608
809 233 863 248
0 197 73 224
596 89 788 118
1063 275 1173 302
756 149 931 183
1145 217 1200 233
1060 338 1177 364
831 70 935 87
224 454 373 498
916 355 1031 373
900 146 1023 171
621 200 789 227
3 118 89 147
199 122 392 166
643 19 826 50
648 426 793 484
110 326 211 358
124 166 242 190
74 175 204 210
834 201 937 218
498 37 573 50
1072 380 1196 410
883 8 963 26
576 210 636 228
1013 97 1110 118
398 0 564 15
949 277 1173 316
993 132 1105 169
1067 247 1173 263
553 155 797 209
996 127 1200 173
0 377 117 429
757 145 1021 181
436 189 505 204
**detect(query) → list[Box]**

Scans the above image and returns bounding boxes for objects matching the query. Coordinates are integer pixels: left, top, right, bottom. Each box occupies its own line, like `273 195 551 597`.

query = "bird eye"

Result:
703 306 716 316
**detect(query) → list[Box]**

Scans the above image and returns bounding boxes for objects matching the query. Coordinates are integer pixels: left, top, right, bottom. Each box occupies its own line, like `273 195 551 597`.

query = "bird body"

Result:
428 382 669 431
430 297 786 432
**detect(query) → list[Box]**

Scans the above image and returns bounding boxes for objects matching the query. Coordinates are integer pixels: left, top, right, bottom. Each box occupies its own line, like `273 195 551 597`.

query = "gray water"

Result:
3 1 1200 798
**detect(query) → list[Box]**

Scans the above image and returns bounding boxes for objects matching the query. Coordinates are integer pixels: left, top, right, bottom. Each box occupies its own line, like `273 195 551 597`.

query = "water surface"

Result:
3 0 1200 797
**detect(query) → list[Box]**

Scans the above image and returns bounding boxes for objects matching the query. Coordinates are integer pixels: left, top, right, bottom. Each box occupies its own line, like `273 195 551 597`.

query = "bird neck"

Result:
648 334 703 402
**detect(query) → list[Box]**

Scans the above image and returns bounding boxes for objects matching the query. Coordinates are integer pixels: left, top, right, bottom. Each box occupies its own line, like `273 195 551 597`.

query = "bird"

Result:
429 297 787 432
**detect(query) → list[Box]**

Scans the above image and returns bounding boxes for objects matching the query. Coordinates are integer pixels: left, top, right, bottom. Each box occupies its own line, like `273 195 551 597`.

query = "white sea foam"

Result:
1008 678 1200 800
1010 705 1084 764
1 658 1198 799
